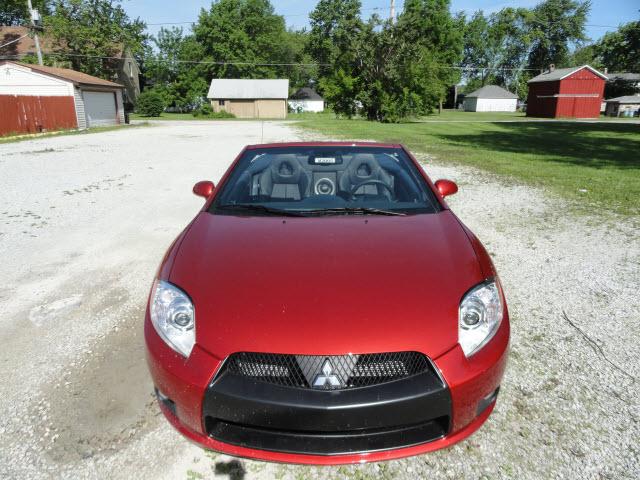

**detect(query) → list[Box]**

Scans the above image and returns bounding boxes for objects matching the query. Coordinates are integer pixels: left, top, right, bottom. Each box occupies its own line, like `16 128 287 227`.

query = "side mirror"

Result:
193 180 215 198
434 179 458 197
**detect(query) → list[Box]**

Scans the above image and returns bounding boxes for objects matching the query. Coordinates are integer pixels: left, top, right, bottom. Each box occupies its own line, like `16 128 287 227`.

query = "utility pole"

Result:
390 0 395 24
27 0 44 65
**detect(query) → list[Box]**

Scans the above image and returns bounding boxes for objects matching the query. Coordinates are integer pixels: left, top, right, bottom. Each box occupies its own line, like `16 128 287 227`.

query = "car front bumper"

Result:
145 314 509 465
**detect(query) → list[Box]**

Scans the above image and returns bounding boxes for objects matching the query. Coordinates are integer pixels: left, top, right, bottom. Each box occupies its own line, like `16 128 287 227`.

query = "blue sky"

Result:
122 0 638 42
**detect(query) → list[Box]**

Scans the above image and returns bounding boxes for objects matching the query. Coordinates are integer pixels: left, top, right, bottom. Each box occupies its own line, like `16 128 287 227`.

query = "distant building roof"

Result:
606 72 640 82
290 87 323 101
0 26 58 57
528 65 607 83
605 95 640 104
465 85 518 99
1 61 123 88
207 79 289 99
1 26 130 62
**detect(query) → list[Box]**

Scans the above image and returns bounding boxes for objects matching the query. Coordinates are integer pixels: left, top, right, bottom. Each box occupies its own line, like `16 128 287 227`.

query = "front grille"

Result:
220 351 432 390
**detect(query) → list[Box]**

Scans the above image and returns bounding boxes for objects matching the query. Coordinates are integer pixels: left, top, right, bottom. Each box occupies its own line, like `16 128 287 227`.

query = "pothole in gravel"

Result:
36 301 160 464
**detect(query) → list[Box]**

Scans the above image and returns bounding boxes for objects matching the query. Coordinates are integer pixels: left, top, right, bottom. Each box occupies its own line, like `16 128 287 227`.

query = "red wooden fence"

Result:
0 95 77 136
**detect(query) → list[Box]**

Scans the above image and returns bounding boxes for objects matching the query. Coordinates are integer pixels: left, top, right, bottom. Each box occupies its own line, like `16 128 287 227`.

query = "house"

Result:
288 87 324 113
462 85 518 112
0 60 124 136
604 95 640 117
0 26 140 110
526 65 607 118
207 79 289 119
604 72 640 98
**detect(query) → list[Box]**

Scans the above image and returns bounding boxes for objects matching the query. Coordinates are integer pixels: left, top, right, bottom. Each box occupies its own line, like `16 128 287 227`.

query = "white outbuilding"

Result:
288 87 324 113
0 60 125 136
463 85 518 112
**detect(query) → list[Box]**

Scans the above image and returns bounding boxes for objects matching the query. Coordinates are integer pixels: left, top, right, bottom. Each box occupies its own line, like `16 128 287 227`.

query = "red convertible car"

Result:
145 142 509 464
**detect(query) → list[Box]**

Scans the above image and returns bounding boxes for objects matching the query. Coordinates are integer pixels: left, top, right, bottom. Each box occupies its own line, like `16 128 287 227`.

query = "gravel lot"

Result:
0 121 638 480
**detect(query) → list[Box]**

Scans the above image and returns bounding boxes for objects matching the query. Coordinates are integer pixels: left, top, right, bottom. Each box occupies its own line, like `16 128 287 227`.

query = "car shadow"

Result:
215 459 246 480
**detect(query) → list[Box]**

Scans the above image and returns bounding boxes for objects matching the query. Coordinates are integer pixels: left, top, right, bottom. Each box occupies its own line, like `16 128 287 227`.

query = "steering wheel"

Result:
349 180 395 200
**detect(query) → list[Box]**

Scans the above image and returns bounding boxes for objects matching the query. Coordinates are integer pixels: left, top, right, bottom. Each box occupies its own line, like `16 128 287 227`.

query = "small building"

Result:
288 87 324 113
207 79 289 119
604 95 640 117
0 61 124 136
462 85 518 112
526 65 607 118
0 26 140 110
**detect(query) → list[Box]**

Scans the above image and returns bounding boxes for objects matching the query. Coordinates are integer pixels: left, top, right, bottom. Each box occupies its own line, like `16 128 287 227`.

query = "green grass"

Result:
0 123 150 144
294 111 640 215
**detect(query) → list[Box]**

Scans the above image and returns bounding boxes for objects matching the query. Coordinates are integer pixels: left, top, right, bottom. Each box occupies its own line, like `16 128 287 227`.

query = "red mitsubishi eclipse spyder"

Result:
145 142 509 465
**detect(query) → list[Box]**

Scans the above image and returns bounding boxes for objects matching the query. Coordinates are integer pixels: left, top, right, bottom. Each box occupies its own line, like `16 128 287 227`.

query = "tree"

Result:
44 0 147 79
143 27 209 111
568 43 602 68
527 0 590 70
135 88 166 116
307 0 363 80
382 0 462 119
0 0 50 26
311 0 463 122
193 0 294 79
595 21 640 73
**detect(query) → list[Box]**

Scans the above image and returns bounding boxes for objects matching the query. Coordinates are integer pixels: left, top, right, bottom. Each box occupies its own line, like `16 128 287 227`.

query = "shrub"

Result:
192 103 213 117
192 104 235 119
209 110 235 119
136 89 166 117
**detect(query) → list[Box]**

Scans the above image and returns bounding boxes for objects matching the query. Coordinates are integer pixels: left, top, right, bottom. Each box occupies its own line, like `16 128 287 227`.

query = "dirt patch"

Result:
35 302 160 464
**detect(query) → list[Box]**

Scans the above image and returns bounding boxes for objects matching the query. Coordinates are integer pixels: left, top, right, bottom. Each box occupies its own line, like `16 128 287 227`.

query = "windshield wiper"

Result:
215 204 307 217
302 207 406 216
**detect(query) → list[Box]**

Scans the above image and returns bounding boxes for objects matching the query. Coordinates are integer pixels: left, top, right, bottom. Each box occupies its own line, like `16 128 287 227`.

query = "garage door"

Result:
83 91 117 127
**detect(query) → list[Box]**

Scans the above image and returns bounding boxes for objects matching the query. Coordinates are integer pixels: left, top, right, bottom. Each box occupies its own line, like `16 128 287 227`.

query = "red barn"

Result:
526 65 607 118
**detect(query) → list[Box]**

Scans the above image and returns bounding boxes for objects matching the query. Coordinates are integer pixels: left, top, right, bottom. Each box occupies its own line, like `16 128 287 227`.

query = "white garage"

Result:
83 91 119 127
288 87 324 113
0 61 124 134
463 85 518 112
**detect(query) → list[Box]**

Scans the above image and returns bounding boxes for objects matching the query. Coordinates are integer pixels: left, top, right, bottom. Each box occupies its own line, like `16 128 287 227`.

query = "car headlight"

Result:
458 280 503 357
150 280 195 357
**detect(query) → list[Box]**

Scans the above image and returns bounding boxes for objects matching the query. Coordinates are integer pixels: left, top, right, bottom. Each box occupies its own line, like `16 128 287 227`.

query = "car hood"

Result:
169 210 484 360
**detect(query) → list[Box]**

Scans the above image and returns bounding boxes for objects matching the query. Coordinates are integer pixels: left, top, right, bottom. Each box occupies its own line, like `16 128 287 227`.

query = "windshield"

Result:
211 146 440 216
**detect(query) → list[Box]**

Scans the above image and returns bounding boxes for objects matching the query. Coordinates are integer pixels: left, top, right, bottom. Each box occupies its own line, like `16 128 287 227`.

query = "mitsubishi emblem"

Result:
313 359 341 388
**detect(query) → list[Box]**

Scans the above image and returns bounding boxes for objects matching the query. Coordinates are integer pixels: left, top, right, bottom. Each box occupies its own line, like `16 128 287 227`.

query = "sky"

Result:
121 0 639 42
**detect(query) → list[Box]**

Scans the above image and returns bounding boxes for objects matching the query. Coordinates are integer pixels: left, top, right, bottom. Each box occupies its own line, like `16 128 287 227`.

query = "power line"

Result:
0 33 29 49
0 51 550 71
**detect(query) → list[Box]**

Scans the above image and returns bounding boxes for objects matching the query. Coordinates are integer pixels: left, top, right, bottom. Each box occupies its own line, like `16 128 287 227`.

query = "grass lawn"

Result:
0 123 150 145
293 111 640 215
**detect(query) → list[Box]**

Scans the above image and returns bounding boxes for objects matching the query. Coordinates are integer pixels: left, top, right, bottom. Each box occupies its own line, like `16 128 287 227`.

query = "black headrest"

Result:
347 153 381 182
270 155 304 184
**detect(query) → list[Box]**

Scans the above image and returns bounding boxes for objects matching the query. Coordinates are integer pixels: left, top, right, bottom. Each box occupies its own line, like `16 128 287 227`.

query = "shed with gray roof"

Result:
604 95 640 117
207 79 289 119
463 85 518 112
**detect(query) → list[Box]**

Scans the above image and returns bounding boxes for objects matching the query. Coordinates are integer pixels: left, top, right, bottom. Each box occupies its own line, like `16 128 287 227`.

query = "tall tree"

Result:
527 0 590 70
595 21 640 73
390 0 463 117
0 0 50 26
193 0 294 79
307 0 363 80
44 0 147 79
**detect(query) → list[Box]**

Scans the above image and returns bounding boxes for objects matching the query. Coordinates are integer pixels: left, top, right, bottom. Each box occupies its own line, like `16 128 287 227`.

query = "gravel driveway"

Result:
1 121 638 480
